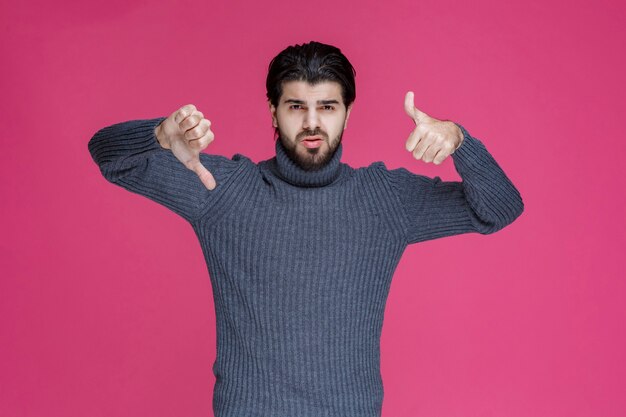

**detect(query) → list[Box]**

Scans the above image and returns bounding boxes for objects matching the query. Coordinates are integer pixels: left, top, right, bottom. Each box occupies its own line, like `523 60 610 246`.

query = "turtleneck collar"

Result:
269 138 345 187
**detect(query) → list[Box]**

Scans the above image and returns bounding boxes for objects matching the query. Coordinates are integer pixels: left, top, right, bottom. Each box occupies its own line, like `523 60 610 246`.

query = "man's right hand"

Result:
155 104 217 190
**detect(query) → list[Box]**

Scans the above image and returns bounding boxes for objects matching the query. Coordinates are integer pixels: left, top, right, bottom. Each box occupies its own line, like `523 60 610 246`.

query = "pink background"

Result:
2 0 624 416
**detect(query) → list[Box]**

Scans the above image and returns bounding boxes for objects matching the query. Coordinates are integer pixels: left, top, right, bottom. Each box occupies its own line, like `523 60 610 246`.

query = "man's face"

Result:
269 80 352 171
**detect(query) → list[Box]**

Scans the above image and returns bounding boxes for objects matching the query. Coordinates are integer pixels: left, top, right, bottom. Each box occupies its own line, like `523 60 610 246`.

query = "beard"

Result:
277 127 344 172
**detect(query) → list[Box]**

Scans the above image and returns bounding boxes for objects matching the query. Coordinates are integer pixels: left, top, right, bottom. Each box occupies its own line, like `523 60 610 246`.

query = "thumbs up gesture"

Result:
404 91 463 165
155 104 217 190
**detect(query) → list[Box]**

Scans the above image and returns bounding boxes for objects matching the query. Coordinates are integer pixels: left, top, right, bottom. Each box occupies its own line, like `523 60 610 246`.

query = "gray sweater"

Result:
88 117 523 417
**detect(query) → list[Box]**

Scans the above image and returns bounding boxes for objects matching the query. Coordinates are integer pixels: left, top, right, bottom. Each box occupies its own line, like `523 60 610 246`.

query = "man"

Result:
88 41 523 417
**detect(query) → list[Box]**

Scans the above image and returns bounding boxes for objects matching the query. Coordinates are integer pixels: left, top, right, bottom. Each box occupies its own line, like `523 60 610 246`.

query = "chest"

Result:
207 185 403 279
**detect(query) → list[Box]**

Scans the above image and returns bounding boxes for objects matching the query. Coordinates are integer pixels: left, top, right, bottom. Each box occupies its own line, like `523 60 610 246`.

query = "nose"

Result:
303 108 321 130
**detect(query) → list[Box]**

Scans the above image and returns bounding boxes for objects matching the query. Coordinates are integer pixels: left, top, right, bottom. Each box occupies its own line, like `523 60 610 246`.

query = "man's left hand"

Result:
404 91 464 165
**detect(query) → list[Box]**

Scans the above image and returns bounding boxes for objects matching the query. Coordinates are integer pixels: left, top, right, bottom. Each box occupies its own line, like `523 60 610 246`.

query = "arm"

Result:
87 115 242 223
384 124 524 245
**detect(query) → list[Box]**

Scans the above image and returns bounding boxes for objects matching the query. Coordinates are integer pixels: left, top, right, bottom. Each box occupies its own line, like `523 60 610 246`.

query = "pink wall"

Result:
2 0 624 416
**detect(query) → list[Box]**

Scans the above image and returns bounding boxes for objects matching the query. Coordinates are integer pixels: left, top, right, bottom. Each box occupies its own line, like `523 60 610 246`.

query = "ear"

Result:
344 103 353 130
268 101 278 128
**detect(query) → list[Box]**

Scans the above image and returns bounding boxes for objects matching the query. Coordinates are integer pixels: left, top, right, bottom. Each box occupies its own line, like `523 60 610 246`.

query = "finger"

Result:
174 104 197 124
189 158 217 190
412 106 428 123
404 91 430 125
190 125 215 150
404 91 416 121
181 110 204 130
184 123 204 141
432 148 450 165
185 119 211 141
412 135 434 160
422 142 441 163
179 112 207 133
405 125 423 152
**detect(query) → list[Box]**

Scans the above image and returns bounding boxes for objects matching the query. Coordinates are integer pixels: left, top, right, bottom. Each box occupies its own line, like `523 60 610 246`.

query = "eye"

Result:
289 105 304 110
322 105 335 111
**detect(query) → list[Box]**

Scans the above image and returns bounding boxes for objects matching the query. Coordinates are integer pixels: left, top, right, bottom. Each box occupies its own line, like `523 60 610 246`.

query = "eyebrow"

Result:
283 99 341 105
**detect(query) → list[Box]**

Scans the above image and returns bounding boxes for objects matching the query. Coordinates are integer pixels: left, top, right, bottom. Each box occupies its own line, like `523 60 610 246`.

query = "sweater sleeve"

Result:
87 117 243 223
382 123 524 245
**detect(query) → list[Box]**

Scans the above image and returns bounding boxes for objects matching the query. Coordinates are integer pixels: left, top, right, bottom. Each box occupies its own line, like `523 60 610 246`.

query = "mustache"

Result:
297 129 327 140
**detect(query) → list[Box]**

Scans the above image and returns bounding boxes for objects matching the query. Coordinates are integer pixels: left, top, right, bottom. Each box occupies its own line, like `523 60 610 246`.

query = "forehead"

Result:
280 80 343 103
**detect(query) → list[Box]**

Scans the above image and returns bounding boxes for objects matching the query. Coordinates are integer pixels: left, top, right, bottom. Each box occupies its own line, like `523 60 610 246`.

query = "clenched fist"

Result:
404 91 464 165
155 104 217 190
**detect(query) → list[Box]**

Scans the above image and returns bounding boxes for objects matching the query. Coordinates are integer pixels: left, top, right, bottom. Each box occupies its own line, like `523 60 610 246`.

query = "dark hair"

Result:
266 41 356 110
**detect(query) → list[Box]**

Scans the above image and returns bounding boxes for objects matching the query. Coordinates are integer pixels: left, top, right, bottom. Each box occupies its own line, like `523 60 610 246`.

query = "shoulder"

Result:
358 161 442 191
196 151 257 183
357 160 417 178
198 151 255 169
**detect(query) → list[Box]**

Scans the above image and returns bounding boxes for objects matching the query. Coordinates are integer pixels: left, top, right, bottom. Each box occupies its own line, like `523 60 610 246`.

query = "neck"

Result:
270 139 345 187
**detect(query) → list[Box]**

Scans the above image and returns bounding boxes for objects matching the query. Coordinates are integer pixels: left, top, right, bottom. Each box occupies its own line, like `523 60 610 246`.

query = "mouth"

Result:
301 136 324 149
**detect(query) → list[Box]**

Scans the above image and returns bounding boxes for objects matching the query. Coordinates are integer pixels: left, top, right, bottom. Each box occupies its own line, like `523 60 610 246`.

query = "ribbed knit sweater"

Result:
88 117 524 417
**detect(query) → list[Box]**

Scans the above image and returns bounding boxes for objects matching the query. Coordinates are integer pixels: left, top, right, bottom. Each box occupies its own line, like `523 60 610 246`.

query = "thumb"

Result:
189 158 217 191
404 91 416 121
404 91 428 124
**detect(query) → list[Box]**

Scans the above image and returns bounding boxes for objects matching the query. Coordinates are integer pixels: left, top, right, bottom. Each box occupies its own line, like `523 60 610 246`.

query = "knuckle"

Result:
182 116 199 131
178 104 194 120
184 130 195 141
